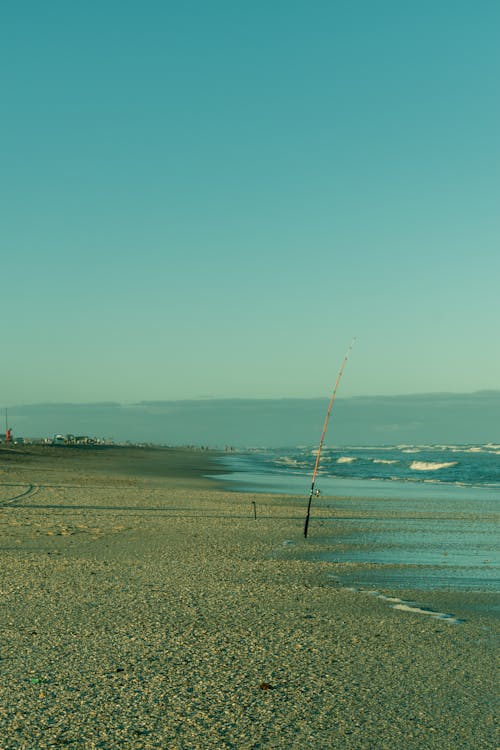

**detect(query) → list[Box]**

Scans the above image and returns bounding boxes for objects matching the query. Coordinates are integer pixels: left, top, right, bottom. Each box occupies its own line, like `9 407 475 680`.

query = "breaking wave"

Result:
410 461 458 472
231 444 500 490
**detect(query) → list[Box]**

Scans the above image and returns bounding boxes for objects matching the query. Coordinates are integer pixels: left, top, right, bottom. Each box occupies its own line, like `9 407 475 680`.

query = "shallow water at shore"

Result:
292 510 499 611
216 455 499 603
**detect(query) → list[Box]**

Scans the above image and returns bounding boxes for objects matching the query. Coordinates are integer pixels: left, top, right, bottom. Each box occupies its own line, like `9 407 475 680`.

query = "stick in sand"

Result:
303 339 356 538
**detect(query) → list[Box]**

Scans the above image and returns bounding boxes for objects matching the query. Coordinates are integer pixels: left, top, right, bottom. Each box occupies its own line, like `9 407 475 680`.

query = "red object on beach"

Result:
6 428 12 443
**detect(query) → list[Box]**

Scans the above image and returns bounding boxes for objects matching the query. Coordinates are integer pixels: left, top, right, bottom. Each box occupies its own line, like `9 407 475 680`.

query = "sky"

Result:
2 1 499 411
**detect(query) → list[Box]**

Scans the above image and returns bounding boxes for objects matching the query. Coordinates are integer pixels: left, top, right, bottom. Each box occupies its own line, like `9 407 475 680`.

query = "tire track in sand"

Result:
0 483 40 506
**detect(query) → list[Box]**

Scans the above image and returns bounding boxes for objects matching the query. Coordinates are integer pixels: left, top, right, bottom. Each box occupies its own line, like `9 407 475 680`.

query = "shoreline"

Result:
0 443 226 488
0 446 497 748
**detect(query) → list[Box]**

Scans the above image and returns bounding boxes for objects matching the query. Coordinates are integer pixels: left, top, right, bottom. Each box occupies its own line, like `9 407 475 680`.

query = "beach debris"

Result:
258 682 273 690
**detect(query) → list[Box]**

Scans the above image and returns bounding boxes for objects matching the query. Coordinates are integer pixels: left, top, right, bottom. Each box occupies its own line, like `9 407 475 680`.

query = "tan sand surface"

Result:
0 446 497 749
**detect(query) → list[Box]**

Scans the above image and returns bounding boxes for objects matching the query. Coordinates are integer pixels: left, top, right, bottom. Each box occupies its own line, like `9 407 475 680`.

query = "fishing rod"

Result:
303 338 356 538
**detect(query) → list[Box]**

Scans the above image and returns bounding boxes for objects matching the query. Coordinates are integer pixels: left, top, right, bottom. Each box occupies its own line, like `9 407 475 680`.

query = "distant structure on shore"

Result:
0 432 176 449
0 433 117 447
47 434 108 446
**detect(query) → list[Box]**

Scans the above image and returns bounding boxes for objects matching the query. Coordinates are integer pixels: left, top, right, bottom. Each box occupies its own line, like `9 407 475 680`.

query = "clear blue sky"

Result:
2 1 499 406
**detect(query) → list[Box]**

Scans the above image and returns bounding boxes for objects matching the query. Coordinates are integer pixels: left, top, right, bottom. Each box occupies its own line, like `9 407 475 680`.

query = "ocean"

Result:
216 444 499 607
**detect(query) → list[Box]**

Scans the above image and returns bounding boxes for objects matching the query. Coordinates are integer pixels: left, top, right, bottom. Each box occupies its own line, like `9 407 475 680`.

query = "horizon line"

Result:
3 389 500 410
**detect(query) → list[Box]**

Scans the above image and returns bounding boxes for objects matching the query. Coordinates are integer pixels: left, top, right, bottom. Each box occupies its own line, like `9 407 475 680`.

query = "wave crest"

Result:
410 461 458 471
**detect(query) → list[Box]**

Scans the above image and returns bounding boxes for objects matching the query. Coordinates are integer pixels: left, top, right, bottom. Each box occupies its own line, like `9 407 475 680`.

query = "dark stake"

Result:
252 500 257 519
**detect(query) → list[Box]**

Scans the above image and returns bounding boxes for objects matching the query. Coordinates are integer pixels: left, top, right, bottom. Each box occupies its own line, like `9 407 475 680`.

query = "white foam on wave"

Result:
275 456 299 466
373 459 398 464
337 456 357 464
410 461 458 471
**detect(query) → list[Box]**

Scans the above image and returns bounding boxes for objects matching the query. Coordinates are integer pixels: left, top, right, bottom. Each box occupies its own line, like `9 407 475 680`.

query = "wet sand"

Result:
0 445 497 749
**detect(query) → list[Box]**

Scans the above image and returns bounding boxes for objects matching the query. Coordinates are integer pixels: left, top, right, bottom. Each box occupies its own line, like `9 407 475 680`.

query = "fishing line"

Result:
303 338 356 538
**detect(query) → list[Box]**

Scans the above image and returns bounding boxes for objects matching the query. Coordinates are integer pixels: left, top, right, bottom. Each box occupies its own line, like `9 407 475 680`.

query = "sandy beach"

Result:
0 445 497 749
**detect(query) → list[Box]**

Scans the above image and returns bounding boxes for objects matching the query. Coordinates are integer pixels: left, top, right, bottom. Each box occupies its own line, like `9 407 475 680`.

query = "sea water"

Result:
218 443 500 494
216 444 500 603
